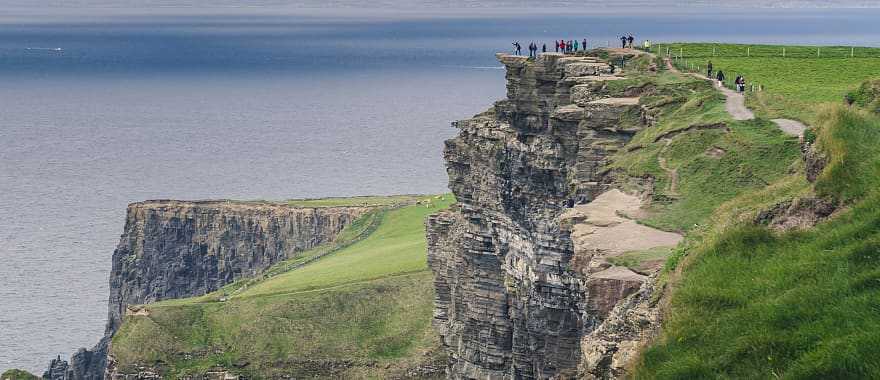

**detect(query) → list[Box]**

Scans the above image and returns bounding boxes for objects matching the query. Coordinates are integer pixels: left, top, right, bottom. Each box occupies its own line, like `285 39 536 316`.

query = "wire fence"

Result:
652 43 880 59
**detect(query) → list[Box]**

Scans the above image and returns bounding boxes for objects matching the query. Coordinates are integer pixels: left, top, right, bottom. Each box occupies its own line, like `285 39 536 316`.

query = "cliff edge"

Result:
49 200 373 380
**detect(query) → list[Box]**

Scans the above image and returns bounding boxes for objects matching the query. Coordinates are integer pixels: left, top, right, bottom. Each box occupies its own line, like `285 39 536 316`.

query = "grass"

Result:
110 195 455 378
283 194 429 208
634 105 880 378
1 370 39 380
607 247 672 271
654 43 880 123
608 73 801 232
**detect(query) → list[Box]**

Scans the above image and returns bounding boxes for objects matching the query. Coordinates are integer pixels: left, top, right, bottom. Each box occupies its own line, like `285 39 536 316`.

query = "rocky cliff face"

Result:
427 53 667 379
50 201 371 380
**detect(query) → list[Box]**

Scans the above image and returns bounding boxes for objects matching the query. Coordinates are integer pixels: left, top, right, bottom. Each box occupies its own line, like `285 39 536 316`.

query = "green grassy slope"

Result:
628 46 880 378
110 195 454 379
637 106 880 379
1 369 40 380
653 43 880 123
608 65 800 233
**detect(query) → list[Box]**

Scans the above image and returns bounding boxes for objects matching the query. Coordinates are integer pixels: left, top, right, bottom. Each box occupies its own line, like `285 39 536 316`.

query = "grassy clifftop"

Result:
628 44 880 378
110 195 455 379
654 42 880 124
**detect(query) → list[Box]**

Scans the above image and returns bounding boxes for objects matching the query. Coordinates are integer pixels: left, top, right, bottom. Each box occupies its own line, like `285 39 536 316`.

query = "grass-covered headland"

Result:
626 44 880 378
110 195 455 379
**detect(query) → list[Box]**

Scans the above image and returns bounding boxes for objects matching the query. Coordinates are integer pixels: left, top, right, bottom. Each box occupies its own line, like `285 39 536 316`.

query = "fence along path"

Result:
662 56 806 137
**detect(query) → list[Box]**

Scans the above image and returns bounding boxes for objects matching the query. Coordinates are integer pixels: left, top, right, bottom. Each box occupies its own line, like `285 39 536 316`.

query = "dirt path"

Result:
560 189 682 273
663 57 807 136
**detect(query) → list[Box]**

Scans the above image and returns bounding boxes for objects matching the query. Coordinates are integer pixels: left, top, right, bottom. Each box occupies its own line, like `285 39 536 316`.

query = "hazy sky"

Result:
0 0 877 8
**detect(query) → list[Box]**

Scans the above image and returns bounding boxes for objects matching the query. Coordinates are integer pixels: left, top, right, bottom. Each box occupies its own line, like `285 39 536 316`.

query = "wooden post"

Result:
680 47 683 59
783 47 786 57
747 47 750 57
667 47 670 56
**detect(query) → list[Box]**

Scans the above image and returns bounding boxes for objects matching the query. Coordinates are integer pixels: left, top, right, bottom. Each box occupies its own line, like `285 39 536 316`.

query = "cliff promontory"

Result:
427 50 803 379
49 200 373 379
427 52 677 379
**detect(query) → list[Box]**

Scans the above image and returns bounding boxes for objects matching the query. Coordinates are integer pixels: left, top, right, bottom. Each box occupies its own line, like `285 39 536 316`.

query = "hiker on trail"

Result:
529 42 536 58
513 41 522 55
716 70 725 86
737 76 747 93
555 40 560 52
707 61 713 78
583 38 588 51
627 34 634 48
643 39 651 50
559 40 565 54
573 39 579 52
542 43 547 53
621 35 627 48
568 40 573 53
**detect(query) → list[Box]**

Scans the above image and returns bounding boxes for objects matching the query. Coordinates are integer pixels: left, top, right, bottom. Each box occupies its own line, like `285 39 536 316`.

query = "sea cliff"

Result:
47 200 372 379
427 52 670 379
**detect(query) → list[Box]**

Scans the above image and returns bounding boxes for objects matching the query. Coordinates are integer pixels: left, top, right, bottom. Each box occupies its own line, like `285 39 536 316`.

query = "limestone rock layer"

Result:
428 53 663 379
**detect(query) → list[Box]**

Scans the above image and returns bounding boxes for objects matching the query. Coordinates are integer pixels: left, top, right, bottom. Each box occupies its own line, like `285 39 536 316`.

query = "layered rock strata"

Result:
428 53 677 379
50 201 372 380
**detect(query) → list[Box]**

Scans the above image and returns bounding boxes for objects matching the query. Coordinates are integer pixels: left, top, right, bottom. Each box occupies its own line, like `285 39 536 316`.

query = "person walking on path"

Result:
707 61 713 78
555 40 560 53
529 42 537 58
573 39 579 52
627 34 634 48
513 41 522 55
716 70 725 86
620 35 627 48
542 43 547 53
568 40 573 53
583 38 588 51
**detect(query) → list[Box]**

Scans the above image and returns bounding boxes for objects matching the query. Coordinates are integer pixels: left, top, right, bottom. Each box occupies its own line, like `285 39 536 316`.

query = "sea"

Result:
2 4 880 374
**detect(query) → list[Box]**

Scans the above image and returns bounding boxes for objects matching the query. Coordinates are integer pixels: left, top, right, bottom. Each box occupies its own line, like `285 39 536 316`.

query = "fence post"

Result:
818 47 820 57
666 47 670 56
747 47 750 57
852 47 855 57
783 47 785 57
680 48 683 59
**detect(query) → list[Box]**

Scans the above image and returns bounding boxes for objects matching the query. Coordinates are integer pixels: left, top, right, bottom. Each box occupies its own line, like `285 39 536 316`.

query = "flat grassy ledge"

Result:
110 195 454 379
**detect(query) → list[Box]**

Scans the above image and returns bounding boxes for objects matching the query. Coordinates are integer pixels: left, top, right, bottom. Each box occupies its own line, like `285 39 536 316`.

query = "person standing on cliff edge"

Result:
583 38 588 51
513 41 521 55
542 43 547 53
555 40 560 52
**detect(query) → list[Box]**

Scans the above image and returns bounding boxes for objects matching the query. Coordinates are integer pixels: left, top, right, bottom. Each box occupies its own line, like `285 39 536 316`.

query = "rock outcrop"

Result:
428 53 677 379
48 201 372 380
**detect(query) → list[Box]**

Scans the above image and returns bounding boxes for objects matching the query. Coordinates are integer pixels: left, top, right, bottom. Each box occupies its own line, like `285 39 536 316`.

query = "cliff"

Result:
427 52 679 379
49 200 372 380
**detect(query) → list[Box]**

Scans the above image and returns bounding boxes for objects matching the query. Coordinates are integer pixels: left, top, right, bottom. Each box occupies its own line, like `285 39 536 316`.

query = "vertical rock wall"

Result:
428 53 654 379
52 201 372 380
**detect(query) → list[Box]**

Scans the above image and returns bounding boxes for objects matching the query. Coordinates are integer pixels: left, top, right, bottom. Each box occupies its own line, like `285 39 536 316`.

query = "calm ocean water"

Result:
2 6 880 374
